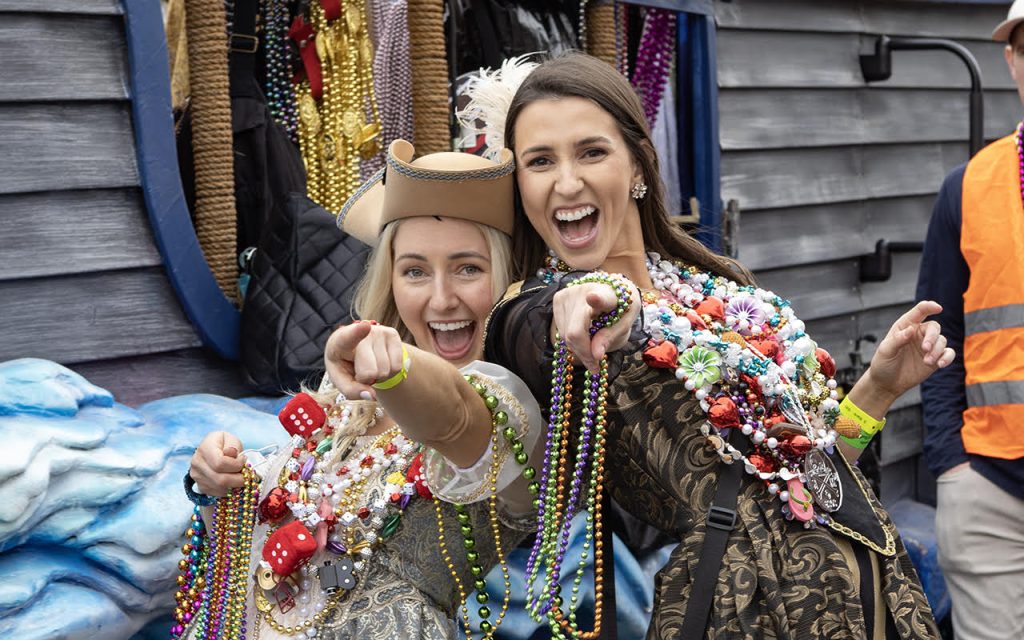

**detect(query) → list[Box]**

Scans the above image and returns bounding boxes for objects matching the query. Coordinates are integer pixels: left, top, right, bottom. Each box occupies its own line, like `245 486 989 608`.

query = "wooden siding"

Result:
0 14 129 102
715 0 1017 472
0 269 201 364
0 189 161 280
0 2 243 402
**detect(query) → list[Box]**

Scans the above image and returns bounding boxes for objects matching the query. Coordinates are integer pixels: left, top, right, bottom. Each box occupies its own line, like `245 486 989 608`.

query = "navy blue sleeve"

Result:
915 163 970 478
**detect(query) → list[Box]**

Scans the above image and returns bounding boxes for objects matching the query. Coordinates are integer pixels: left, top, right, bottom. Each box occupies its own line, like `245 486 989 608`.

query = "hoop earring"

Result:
630 182 648 200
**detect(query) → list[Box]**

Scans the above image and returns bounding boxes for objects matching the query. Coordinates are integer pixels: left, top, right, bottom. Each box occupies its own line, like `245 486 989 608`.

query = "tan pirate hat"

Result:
338 139 515 246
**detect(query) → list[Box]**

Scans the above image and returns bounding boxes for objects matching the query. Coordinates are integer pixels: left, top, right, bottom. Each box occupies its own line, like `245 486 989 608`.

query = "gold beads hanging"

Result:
297 0 382 213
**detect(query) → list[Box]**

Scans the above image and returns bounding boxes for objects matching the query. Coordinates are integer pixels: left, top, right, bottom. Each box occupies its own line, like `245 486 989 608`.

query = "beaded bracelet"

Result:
563 271 634 335
837 396 887 450
373 345 410 390
183 470 218 507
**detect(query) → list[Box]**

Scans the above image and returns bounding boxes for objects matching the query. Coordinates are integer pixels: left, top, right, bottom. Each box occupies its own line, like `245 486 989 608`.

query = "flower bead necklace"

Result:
641 252 856 523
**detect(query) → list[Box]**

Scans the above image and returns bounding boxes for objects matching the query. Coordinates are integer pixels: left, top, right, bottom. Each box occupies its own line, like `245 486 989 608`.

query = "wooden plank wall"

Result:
714 0 1018 502
0 2 243 405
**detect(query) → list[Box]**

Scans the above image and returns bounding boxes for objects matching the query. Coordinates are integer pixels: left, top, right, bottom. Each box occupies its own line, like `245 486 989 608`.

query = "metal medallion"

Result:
803 448 842 512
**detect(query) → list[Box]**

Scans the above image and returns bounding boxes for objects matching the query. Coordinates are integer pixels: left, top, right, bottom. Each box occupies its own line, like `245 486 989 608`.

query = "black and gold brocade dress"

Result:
485 276 940 640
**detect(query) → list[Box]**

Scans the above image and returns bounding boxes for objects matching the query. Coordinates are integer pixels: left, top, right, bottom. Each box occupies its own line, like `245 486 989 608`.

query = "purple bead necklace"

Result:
631 8 677 126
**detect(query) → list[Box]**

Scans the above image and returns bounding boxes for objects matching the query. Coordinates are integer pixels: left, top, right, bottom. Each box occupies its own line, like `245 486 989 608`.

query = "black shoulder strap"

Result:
678 428 747 639
229 0 260 98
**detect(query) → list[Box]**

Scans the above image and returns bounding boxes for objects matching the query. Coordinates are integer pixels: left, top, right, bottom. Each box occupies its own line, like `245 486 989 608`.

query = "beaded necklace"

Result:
435 373 536 639
631 8 676 126
538 256 861 526
261 0 298 140
526 273 631 639
1015 120 1024 205
295 0 381 212
173 467 260 640
255 396 423 637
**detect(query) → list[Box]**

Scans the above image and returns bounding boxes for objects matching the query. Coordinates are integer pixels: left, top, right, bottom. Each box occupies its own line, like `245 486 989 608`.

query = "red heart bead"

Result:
707 396 740 428
642 341 679 369
816 347 837 378
695 297 726 321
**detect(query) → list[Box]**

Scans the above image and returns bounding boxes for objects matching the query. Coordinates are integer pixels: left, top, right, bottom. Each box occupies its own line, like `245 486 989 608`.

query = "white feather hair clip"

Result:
456 54 540 161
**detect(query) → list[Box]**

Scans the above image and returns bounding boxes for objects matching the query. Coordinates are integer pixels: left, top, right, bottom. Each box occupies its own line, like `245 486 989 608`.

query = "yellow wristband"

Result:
838 396 886 449
373 345 410 390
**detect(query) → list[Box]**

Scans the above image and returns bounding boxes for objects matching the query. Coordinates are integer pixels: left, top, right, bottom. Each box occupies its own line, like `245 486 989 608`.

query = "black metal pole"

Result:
862 36 985 157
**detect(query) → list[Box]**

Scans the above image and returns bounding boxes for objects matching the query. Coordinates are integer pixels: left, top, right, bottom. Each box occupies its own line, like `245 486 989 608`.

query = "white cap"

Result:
993 0 1024 42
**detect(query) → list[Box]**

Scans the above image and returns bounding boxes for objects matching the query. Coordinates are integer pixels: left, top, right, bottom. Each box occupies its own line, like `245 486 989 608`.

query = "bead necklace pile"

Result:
173 467 260 640
294 0 382 212
640 252 857 523
255 395 423 636
526 273 631 639
536 256 860 530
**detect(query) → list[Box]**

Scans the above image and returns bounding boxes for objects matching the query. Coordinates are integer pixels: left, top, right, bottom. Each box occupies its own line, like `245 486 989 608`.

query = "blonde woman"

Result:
183 141 542 639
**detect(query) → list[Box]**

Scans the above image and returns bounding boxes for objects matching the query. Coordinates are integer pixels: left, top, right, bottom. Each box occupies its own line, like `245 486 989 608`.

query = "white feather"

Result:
457 54 540 160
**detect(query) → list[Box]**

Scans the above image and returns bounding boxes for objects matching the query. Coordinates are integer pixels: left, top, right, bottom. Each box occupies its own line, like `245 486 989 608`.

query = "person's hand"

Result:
864 300 955 401
324 321 406 401
189 431 246 497
552 280 640 373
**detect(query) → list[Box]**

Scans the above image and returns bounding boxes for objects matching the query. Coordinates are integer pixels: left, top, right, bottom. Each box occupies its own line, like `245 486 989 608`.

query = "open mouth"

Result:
553 205 600 249
428 320 477 362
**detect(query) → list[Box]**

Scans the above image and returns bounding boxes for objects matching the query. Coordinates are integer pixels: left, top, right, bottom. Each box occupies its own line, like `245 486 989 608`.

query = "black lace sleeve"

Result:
484 273 643 412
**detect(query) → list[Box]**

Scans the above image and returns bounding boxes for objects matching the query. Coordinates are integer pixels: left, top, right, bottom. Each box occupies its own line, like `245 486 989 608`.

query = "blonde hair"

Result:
351 218 513 342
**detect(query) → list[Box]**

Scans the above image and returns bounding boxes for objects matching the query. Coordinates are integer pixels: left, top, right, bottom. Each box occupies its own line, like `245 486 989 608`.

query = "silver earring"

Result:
630 182 648 200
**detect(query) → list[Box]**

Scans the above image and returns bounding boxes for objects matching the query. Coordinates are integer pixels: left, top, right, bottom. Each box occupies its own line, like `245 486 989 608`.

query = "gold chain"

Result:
296 0 381 212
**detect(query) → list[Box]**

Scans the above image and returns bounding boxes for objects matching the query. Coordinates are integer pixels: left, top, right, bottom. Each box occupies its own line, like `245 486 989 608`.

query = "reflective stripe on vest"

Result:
960 133 1024 459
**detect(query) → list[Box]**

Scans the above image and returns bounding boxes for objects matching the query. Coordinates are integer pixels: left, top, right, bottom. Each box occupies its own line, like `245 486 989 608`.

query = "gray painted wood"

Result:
73 349 257 407
0 14 128 102
0 269 201 365
722 141 968 211
718 31 1013 90
716 0 1008 41
756 253 918 325
0 189 161 280
0 103 139 195
739 196 934 270
720 88 1021 151
0 0 122 14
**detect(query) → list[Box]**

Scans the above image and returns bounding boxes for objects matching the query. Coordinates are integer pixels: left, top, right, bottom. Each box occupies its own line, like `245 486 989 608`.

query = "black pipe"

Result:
860 35 984 157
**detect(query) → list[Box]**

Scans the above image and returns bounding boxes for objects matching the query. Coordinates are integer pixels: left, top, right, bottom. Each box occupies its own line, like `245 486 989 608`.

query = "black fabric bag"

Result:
173 0 370 393
240 193 369 393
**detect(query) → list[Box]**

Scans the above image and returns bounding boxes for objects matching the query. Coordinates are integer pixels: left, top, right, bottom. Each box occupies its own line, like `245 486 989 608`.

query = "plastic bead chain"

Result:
261 0 298 140
172 467 260 639
295 0 381 212
525 272 631 639
641 252 853 525
434 375 534 639
255 397 423 637
1015 120 1024 205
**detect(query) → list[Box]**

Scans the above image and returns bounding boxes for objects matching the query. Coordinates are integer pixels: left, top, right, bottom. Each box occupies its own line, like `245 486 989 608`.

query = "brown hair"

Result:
504 52 750 284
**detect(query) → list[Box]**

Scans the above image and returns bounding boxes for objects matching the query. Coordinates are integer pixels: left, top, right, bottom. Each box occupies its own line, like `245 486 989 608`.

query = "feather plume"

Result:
456 54 539 160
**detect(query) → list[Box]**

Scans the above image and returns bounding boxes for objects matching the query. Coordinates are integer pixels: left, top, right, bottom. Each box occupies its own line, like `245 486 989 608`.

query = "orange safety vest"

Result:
960 133 1024 459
